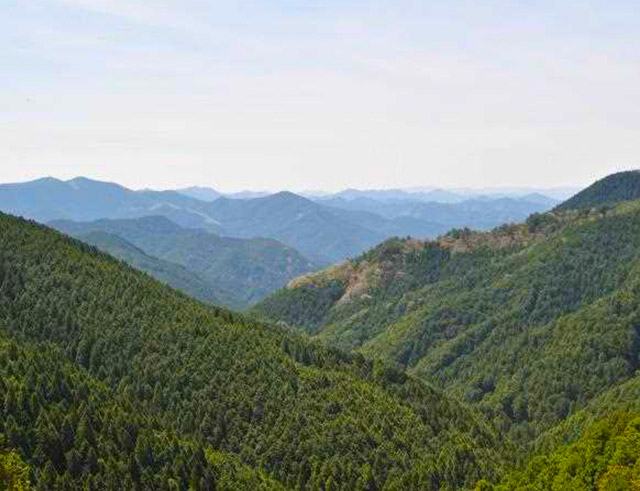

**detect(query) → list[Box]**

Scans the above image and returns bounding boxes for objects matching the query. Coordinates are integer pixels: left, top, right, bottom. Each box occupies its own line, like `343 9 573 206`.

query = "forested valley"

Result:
3 171 640 489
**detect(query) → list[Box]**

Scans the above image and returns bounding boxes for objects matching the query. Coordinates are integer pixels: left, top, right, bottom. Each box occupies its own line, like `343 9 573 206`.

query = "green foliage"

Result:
77 230 225 307
253 279 345 333
0 334 275 490
51 216 317 309
0 213 504 489
556 170 640 211
490 412 640 490
256 201 640 448
0 444 31 490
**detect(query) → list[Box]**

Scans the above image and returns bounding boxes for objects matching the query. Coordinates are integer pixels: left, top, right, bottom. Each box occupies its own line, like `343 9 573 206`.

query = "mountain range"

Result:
251 171 640 486
0 177 556 265
178 185 577 204
2 171 640 488
0 211 505 489
50 216 317 309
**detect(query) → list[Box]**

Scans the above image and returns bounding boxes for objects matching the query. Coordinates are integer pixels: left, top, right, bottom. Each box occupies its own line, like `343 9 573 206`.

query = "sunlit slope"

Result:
256 200 640 444
0 212 504 489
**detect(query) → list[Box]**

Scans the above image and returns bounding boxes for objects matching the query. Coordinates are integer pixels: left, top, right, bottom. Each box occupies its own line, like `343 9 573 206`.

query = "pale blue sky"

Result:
2 0 639 191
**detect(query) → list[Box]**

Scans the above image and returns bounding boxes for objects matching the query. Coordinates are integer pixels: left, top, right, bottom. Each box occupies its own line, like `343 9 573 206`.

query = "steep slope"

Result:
556 170 640 211
74 230 229 306
50 216 317 308
0 333 282 490
487 411 640 490
255 199 640 445
0 212 505 489
485 371 640 489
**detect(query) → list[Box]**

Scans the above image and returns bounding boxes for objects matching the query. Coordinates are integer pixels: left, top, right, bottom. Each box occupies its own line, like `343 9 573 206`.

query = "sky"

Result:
2 0 639 192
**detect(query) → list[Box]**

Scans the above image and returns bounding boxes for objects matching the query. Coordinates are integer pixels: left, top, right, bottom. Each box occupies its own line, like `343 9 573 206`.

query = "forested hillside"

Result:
556 170 640 211
68 230 226 306
51 216 316 309
255 192 640 448
487 371 640 489
0 212 505 489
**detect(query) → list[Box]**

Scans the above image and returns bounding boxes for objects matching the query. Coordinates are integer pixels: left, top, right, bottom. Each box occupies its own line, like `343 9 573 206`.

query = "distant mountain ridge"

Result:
0 176 225 233
175 186 222 201
0 176 557 265
204 191 418 264
51 215 316 308
320 195 556 232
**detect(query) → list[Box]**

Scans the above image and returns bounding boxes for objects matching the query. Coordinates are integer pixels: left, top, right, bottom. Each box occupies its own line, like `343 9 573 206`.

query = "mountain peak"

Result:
176 186 221 202
266 190 310 203
556 170 640 211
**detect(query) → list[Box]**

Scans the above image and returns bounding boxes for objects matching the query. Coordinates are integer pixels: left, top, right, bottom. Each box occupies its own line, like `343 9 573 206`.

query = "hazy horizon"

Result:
0 173 584 198
3 1 639 191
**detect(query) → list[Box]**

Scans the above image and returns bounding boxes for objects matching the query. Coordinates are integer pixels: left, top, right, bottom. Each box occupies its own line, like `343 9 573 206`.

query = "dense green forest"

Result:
0 212 505 489
482 411 640 490
556 170 640 211
70 230 226 306
5 171 640 489
50 215 317 309
255 177 640 451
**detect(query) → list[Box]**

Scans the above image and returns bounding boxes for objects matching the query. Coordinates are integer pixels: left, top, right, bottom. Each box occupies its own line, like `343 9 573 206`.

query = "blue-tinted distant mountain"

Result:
322 188 466 203
1 176 557 265
320 195 556 231
175 187 270 200
315 186 575 204
224 190 271 199
0 177 224 233
175 186 222 201
51 215 317 308
519 192 559 207
1 177 433 263
449 186 580 201
205 192 386 264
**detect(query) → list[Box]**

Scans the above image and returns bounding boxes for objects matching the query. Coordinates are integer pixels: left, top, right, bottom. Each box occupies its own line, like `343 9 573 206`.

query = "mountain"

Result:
255 176 640 449
50 216 317 309
0 178 444 264
204 192 386 264
490 411 640 489
0 211 505 489
71 230 226 306
519 192 559 207
316 188 565 205
224 190 271 199
323 188 466 203
0 177 557 265
0 177 224 233
490 369 640 489
204 192 541 264
319 195 557 230
555 170 640 211
175 186 222 202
